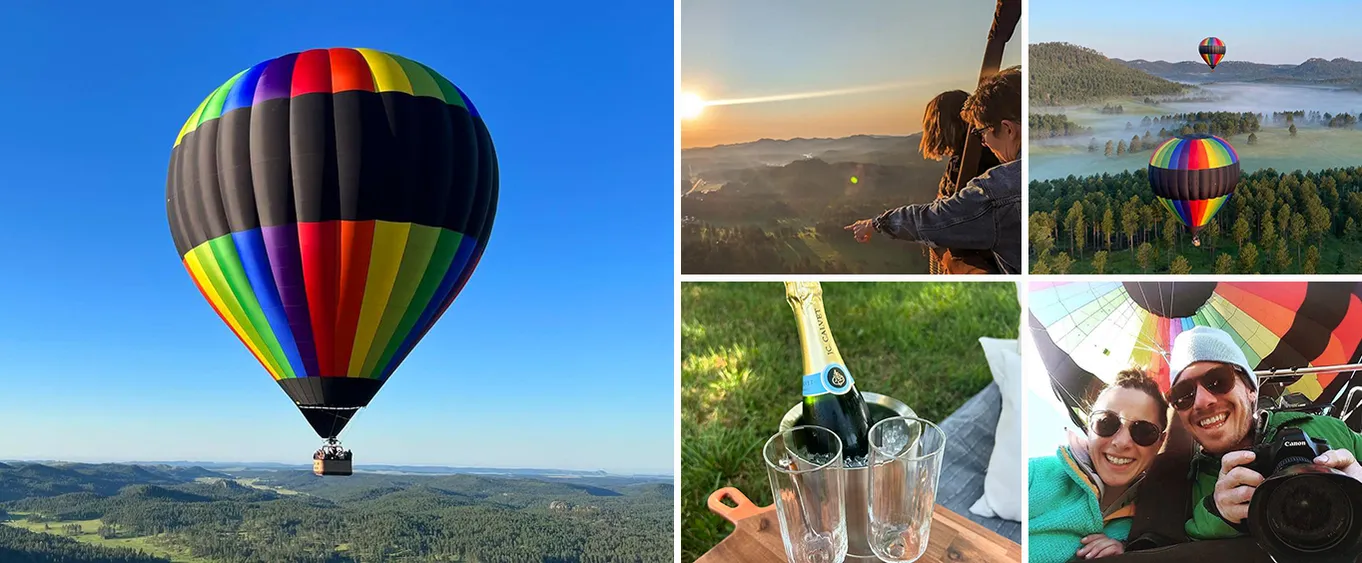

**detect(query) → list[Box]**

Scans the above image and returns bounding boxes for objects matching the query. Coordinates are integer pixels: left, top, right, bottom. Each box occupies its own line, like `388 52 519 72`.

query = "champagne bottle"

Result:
785 281 871 460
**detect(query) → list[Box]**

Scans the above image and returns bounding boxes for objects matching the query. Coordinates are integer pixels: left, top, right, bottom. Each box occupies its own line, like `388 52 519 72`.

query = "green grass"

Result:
680 282 1020 562
231 477 302 495
5 514 215 563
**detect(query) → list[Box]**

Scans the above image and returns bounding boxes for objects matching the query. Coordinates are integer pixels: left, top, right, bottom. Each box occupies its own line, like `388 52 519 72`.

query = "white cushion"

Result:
970 337 1023 522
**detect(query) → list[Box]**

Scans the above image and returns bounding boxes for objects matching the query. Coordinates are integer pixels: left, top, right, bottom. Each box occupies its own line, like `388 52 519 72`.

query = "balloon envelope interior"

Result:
1029 282 1362 429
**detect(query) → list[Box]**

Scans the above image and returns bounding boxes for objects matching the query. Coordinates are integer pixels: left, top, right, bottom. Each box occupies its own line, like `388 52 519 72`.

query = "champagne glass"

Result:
763 425 849 563
867 416 946 563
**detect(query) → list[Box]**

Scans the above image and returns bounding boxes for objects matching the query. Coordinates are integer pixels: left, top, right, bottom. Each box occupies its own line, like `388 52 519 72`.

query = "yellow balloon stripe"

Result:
348 220 412 377
360 224 441 378
355 48 414 95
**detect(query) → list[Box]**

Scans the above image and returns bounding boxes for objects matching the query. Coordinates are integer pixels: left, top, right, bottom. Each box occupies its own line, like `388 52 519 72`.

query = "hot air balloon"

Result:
165 48 498 476
1029 282 1362 433
1147 134 1239 247
1199 37 1225 71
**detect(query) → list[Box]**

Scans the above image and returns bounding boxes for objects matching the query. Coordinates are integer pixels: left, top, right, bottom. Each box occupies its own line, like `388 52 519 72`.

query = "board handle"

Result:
707 487 763 524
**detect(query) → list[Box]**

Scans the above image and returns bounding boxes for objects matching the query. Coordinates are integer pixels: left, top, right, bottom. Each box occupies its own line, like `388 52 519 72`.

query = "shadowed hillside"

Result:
1030 42 1188 105
1 462 672 563
681 134 951 274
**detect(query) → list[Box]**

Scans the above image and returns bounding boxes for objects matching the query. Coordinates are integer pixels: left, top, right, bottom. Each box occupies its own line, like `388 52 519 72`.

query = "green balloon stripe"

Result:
358 224 443 378
205 237 297 379
373 229 464 377
191 242 286 379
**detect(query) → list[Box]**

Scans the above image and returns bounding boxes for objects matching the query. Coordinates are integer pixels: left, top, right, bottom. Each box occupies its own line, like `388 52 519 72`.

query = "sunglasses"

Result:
1088 410 1163 448
1167 366 1242 411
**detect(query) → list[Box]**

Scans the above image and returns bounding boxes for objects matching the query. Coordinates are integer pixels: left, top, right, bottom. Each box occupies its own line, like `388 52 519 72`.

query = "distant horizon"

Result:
680 0 1019 148
0 457 674 477
1029 0 1362 66
1033 41 1362 67
681 131 920 151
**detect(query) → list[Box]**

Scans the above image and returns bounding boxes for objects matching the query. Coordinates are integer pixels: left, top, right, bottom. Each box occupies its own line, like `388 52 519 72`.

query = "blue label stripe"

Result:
802 363 853 396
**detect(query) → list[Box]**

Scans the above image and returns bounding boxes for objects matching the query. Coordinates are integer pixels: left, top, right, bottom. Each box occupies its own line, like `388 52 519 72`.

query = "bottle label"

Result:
802 363 854 397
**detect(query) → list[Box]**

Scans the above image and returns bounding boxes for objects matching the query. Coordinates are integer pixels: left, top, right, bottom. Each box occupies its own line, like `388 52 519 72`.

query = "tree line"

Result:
0 525 170 563
1029 166 1362 274
1030 114 1094 138
1083 112 1280 158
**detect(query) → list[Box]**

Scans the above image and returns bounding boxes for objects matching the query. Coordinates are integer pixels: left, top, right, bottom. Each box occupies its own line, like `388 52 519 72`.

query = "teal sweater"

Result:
1028 446 1137 563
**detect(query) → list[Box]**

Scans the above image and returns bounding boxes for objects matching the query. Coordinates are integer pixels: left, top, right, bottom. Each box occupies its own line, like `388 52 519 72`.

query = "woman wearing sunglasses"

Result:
1028 369 1169 562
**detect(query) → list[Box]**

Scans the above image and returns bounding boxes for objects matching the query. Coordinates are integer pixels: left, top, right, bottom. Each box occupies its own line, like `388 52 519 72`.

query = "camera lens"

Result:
1266 475 1353 552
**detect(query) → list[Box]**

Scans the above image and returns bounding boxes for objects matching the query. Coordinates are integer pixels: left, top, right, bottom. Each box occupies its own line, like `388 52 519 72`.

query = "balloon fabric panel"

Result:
165 48 497 439
1031 283 1362 433
1199 37 1225 69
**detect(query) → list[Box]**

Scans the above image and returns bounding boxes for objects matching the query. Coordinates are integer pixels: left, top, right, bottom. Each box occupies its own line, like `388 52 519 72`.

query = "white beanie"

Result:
1168 326 1257 388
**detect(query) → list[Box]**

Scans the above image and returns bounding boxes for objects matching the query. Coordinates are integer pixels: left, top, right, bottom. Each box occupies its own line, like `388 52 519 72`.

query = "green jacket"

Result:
1186 411 1362 539
1029 445 1139 563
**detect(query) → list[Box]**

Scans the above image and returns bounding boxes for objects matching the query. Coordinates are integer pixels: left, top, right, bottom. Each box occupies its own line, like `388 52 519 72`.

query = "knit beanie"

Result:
1168 326 1257 389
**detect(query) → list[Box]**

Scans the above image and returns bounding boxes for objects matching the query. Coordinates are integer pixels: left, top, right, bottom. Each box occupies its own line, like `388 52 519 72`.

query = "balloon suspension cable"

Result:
1256 363 1362 379
1255 362 1362 422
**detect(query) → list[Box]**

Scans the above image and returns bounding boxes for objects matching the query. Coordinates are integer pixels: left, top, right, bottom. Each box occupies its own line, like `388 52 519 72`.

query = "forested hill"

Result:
1120 57 1362 86
0 463 228 502
1030 42 1187 106
0 462 673 563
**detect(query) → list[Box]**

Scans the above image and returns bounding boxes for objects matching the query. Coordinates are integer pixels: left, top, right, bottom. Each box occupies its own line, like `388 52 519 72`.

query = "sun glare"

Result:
680 92 706 120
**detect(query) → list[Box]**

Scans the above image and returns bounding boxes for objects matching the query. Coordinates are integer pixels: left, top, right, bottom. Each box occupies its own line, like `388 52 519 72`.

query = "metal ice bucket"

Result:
779 392 916 562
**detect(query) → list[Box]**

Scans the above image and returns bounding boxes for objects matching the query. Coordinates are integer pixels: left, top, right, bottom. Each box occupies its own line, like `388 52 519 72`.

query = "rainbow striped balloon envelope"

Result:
1147 134 1239 235
1028 282 1362 430
165 48 498 440
1199 37 1226 70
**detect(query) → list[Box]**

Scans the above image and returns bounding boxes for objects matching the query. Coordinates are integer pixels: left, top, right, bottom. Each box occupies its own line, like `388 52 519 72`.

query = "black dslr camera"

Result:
1245 426 1362 562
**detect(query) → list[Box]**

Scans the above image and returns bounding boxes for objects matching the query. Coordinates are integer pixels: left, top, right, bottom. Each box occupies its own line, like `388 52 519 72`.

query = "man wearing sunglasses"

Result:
1169 326 1362 540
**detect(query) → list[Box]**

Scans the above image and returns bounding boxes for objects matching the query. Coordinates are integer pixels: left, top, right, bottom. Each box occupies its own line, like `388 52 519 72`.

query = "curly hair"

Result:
919 90 972 161
960 65 1021 132
1098 368 1171 430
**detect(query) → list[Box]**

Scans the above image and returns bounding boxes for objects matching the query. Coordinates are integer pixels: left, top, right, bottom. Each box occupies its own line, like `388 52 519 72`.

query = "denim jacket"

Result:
872 159 1022 274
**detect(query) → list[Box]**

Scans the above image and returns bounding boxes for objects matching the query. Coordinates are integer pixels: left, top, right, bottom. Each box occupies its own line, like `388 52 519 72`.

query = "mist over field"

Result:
1031 82 1362 180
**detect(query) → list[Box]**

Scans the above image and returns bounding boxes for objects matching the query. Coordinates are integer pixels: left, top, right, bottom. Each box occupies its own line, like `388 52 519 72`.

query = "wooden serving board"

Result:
698 487 1021 563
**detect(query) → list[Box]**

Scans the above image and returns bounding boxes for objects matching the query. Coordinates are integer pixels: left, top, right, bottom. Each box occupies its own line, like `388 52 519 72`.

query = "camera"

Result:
1245 426 1362 562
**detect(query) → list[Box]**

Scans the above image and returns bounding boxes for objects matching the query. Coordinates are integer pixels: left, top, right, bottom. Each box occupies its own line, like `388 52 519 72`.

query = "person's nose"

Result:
1109 425 1134 450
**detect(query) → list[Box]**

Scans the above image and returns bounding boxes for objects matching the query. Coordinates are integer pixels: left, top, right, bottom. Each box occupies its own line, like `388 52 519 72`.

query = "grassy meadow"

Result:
679 282 1020 562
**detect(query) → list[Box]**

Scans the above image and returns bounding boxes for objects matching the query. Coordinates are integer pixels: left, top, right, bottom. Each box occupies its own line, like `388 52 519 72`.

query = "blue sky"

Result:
0 1 674 475
681 0 1021 148
1030 0 1362 65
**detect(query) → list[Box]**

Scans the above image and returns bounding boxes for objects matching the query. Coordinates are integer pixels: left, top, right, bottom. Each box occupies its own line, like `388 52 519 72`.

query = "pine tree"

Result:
1240 243 1260 274
1170 255 1192 274
1052 252 1073 274
1214 253 1234 274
